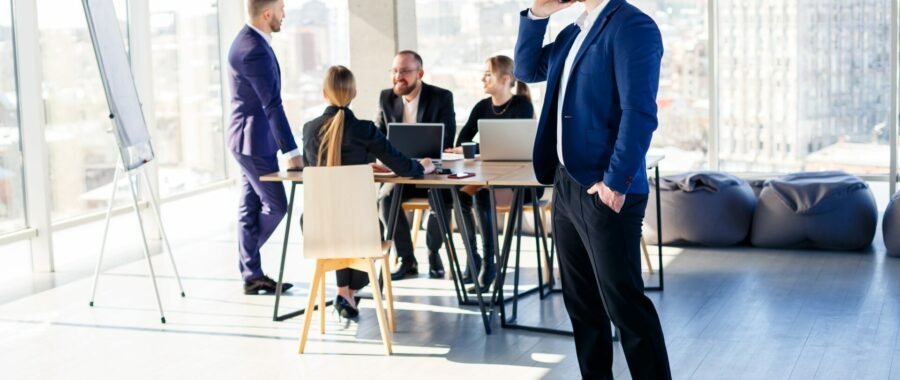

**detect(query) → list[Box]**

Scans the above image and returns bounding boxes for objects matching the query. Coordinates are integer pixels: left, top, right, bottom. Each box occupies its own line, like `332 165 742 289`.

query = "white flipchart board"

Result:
82 0 154 170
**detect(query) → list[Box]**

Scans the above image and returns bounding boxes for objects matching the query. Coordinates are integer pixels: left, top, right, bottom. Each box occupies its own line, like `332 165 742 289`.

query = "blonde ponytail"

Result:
317 66 357 167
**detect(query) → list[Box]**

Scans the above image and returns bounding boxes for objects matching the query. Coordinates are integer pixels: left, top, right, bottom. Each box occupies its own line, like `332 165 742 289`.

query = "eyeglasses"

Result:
389 68 419 76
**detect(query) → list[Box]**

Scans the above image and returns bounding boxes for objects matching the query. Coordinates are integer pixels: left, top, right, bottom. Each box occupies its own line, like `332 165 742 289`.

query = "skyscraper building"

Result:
718 0 890 172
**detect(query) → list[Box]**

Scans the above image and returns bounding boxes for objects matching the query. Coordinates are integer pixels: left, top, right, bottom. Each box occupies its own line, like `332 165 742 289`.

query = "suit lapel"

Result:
570 0 624 74
391 94 404 123
416 84 428 123
544 26 580 109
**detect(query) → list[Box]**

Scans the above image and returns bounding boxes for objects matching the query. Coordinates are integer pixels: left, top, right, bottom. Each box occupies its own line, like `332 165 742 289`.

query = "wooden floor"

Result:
3 189 900 379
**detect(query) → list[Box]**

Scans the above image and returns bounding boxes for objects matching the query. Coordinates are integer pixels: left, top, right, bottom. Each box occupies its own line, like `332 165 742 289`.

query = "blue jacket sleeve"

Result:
603 14 664 194
242 47 298 154
513 9 552 84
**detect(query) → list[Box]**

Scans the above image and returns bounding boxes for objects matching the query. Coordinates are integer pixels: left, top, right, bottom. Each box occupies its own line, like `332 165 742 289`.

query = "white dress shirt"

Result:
246 23 301 159
401 91 420 124
529 2 608 166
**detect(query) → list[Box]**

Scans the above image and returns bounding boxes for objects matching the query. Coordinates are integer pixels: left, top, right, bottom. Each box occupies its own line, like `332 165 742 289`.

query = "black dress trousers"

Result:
552 166 671 379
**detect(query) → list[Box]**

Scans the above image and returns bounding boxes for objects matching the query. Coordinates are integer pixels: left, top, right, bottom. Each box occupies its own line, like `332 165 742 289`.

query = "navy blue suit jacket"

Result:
227 26 297 157
514 0 663 194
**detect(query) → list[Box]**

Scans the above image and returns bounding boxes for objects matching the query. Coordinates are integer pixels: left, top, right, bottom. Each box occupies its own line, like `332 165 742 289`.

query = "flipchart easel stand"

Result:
81 0 186 323
87 118 186 324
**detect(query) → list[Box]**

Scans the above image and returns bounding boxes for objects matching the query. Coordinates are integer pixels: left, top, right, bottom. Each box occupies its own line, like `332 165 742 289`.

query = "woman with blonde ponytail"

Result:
303 65 435 318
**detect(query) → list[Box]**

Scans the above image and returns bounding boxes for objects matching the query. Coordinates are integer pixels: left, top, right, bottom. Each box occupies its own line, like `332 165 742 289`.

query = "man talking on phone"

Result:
515 0 670 378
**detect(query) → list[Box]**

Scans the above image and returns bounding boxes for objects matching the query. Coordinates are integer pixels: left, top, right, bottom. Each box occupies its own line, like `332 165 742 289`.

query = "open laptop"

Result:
387 123 444 164
478 119 537 161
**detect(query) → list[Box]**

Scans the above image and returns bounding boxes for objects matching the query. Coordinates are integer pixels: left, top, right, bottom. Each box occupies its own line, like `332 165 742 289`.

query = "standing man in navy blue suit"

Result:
227 0 301 295
515 0 670 378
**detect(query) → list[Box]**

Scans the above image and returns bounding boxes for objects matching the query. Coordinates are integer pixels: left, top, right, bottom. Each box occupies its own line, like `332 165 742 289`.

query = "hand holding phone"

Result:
530 0 577 18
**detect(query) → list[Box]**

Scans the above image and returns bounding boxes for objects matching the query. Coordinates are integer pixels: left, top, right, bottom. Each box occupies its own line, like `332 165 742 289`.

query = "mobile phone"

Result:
448 172 475 179
436 168 452 175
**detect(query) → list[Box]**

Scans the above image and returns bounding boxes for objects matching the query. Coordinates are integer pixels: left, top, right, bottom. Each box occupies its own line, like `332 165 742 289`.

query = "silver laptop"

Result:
387 123 444 163
478 119 537 161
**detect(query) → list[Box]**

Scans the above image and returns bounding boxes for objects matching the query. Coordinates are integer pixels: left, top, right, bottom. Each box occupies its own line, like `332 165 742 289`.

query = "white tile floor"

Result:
3 184 900 379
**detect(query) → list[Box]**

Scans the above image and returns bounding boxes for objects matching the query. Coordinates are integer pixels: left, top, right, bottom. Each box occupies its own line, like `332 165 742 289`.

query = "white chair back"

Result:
303 165 381 259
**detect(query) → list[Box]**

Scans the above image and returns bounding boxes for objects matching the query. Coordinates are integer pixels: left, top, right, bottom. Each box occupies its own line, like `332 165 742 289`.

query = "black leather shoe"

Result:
466 267 496 294
334 295 359 319
390 259 418 281
428 251 445 279
461 255 482 284
243 275 293 295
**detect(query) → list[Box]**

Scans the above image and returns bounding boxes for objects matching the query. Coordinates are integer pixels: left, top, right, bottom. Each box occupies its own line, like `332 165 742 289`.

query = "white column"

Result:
394 0 418 52
890 0 898 196
707 0 719 171
347 0 417 120
12 0 54 271
219 0 245 179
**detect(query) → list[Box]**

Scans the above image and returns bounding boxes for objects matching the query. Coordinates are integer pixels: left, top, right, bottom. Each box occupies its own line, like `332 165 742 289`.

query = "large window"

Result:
717 0 891 174
150 0 226 197
416 1 708 170
0 0 24 234
417 0 546 128
631 0 709 171
37 0 129 222
270 0 350 139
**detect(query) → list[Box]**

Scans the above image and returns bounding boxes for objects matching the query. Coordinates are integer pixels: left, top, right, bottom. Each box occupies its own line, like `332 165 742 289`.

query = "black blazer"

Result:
303 106 424 177
373 82 456 149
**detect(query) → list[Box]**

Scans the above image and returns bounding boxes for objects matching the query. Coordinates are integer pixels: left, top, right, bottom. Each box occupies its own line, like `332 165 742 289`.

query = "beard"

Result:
270 18 282 33
393 79 419 97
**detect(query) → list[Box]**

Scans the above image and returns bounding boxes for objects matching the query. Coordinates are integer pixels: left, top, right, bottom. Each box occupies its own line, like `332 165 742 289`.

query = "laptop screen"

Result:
386 123 444 160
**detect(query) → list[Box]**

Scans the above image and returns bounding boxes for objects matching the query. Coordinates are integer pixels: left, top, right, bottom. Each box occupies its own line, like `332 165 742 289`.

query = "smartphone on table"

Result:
448 172 475 179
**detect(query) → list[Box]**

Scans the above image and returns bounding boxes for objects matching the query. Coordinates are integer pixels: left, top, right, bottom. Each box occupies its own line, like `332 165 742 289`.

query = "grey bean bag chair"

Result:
748 179 767 198
645 171 756 246
751 171 876 250
883 192 900 257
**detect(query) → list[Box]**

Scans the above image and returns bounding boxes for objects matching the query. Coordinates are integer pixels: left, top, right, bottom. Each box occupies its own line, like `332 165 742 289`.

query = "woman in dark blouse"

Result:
453 62 534 148
303 65 435 318
444 55 537 293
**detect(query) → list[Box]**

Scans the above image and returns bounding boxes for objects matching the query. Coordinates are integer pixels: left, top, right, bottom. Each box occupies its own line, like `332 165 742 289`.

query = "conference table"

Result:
260 155 664 335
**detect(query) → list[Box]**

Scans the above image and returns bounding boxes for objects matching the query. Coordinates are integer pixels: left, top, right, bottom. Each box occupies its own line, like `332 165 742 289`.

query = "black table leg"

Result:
491 188 521 307
450 189 491 334
496 186 572 337
273 182 333 322
428 189 466 305
646 166 664 292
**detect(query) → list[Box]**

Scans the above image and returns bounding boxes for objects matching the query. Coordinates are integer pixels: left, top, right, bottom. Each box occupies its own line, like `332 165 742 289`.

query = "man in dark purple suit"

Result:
227 0 301 295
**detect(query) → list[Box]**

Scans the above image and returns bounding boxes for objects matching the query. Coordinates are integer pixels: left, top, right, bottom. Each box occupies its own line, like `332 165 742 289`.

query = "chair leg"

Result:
501 212 510 236
411 209 423 250
381 255 395 333
640 236 654 274
299 261 323 354
366 259 392 355
318 271 326 334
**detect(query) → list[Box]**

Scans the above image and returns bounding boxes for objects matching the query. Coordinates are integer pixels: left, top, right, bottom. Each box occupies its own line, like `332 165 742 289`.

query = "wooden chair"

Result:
298 165 395 355
402 197 430 253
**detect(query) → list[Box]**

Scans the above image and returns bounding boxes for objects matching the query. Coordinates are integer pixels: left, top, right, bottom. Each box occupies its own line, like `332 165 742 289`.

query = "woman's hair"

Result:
487 55 530 103
318 65 357 167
